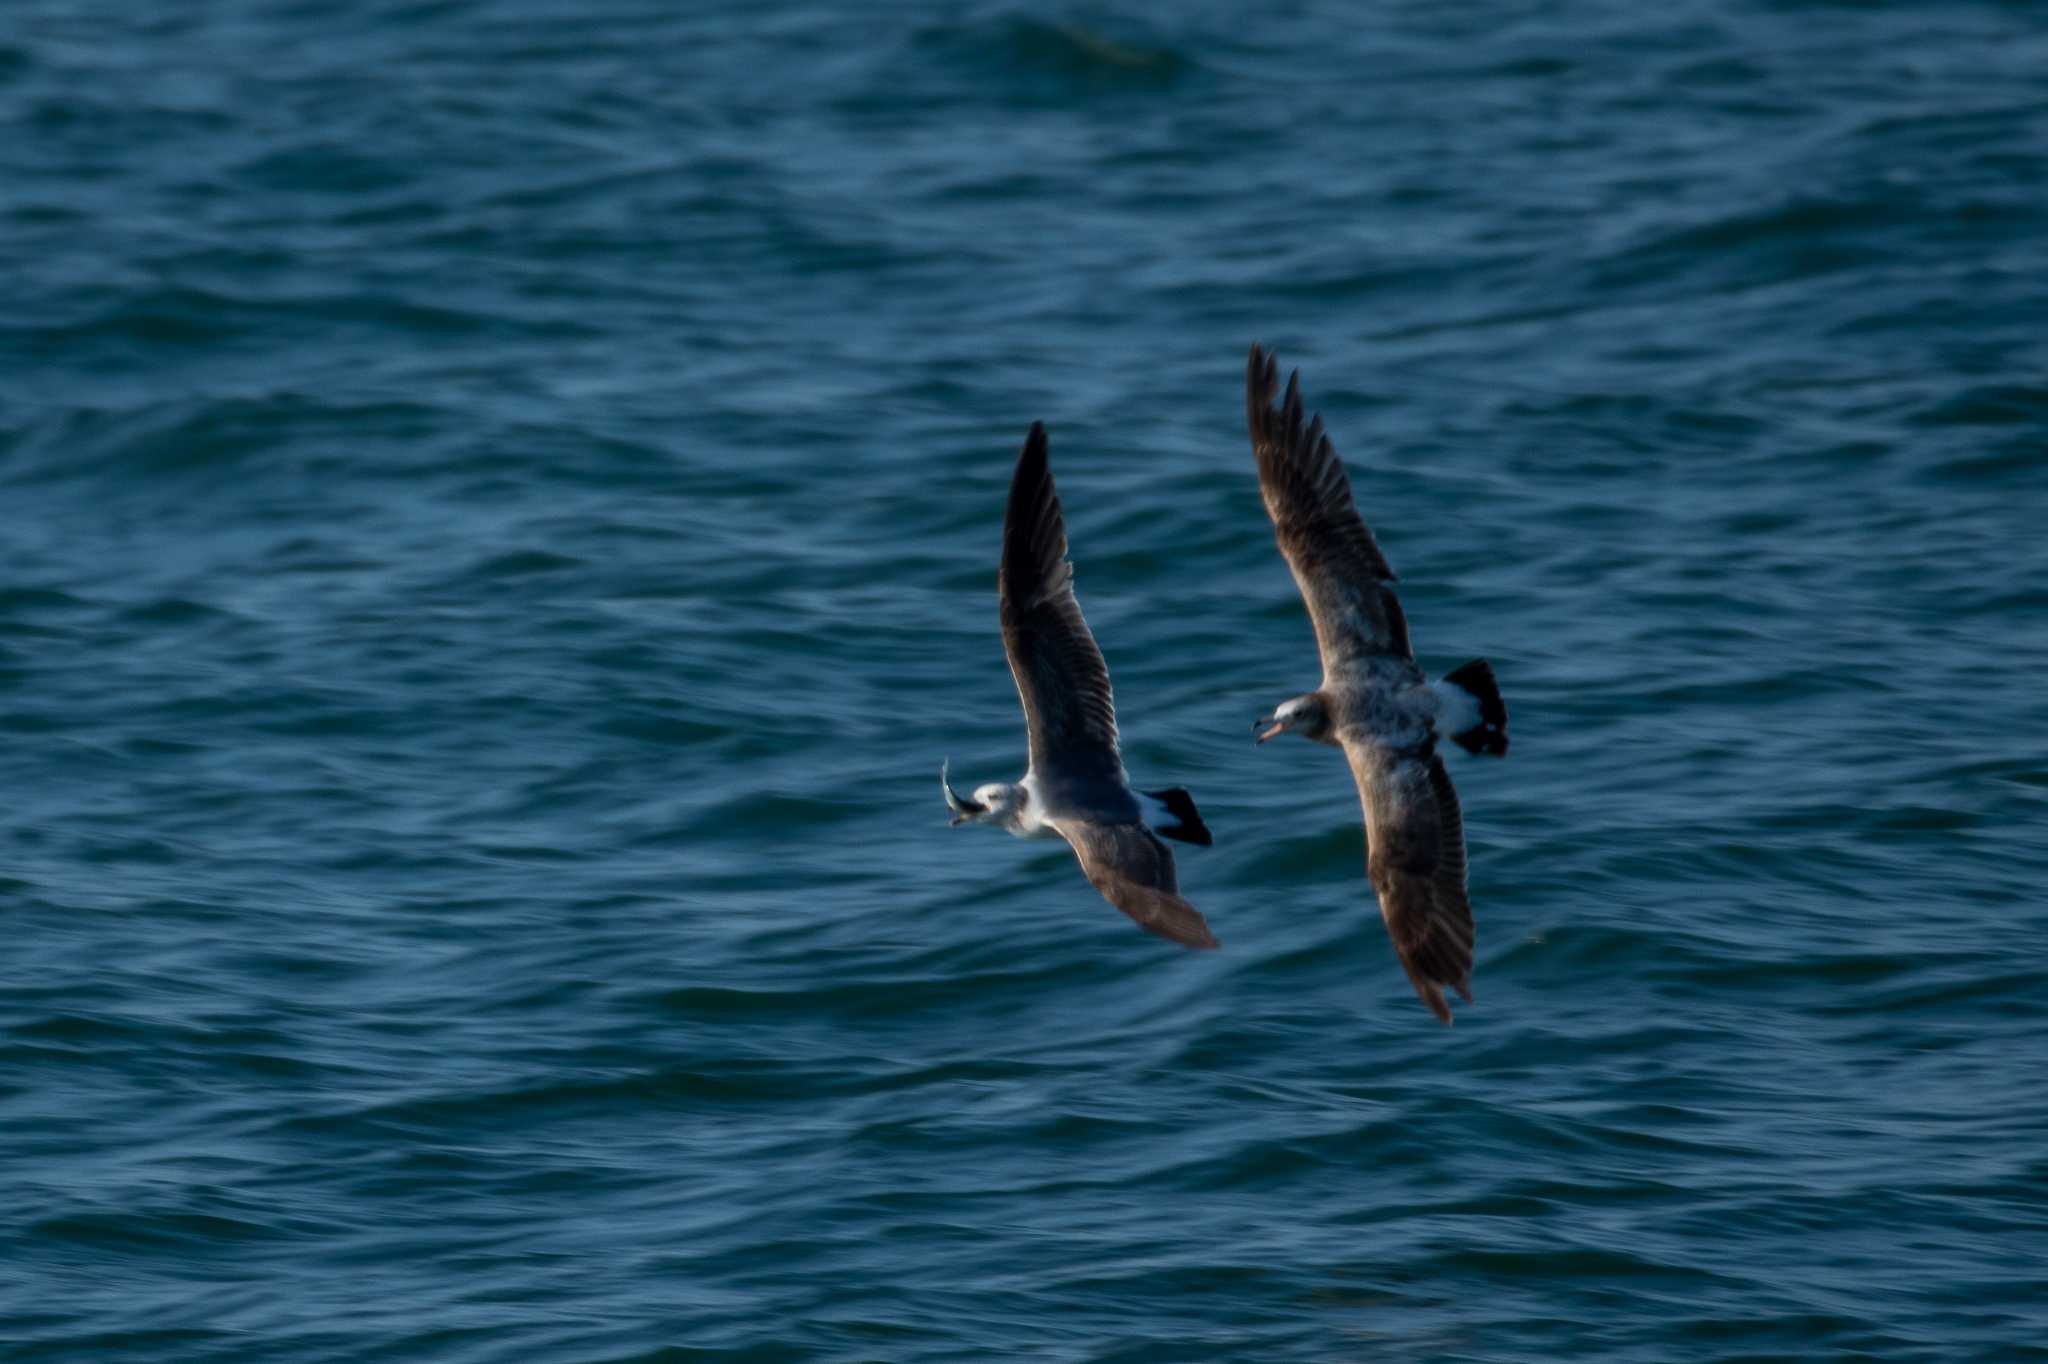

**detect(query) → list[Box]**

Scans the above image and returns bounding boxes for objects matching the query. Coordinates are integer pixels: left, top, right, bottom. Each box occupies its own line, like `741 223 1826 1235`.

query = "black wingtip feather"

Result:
1004 421 1067 595
1247 344 1279 445
1016 421 1049 479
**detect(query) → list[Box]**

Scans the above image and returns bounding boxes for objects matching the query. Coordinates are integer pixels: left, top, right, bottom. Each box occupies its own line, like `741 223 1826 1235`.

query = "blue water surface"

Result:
4 2 2046 1360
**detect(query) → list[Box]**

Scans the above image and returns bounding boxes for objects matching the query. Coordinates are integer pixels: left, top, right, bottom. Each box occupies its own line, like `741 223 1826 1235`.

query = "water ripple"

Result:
5 1 2047 1361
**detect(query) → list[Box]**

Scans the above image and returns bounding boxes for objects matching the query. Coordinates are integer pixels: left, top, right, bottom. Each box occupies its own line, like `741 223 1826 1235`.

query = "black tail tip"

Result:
1145 787 1213 847
1444 658 1509 758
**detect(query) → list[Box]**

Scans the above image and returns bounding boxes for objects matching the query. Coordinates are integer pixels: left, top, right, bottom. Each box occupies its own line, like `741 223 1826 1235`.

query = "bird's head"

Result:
942 760 1023 826
973 783 1020 817
1254 692 1330 745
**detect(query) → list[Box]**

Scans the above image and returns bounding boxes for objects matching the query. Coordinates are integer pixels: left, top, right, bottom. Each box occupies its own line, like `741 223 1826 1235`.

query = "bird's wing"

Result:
1057 819 1219 950
1345 737 1474 1024
1000 423 1123 785
1247 345 1412 685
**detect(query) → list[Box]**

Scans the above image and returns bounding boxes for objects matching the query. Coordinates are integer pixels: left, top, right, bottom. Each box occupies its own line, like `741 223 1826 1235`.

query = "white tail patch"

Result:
1434 658 1509 756
1429 677 1481 736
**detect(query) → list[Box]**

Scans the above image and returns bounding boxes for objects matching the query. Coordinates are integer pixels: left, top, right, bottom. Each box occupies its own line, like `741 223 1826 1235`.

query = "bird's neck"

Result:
995 784 1051 838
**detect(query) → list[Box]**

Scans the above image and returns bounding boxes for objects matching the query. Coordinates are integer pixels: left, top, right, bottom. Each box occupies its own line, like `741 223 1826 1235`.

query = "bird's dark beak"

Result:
1254 716 1286 744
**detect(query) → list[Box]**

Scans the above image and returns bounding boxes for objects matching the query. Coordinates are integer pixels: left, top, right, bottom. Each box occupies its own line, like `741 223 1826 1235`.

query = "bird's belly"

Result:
1343 687 1437 751
1028 770 1141 828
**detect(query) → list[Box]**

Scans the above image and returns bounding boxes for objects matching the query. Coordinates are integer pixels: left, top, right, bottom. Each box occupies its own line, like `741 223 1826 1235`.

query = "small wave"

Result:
1910 382 2048 428
234 139 418 196
872 13 1195 107
0 586 95 617
459 548 588 580
1590 193 1907 296
4 391 451 490
29 1208 293 1253
114 596 238 627
4 282 577 368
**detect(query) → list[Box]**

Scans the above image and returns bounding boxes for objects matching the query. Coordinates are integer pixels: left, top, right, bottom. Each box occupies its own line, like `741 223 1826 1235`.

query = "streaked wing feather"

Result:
1000 423 1122 782
1246 345 1412 680
1059 820 1219 950
1346 740 1474 1024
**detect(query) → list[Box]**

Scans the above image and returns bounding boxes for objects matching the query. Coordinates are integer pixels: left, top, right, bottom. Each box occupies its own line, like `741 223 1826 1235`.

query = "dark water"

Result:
5 2 2047 1359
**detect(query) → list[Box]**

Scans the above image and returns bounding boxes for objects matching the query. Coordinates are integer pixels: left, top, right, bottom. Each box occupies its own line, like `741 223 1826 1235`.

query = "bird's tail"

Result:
1437 658 1509 757
1143 787 1213 847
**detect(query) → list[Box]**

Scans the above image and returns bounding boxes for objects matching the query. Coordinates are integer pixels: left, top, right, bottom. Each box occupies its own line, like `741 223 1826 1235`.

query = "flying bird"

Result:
943 422 1219 950
1246 346 1508 1023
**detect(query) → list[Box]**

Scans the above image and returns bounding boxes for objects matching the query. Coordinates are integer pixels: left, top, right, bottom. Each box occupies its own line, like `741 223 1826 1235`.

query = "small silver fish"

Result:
941 758 986 826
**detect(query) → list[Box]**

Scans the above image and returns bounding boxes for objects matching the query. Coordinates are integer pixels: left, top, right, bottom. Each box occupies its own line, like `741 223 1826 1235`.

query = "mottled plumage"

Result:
1250 345 1506 1023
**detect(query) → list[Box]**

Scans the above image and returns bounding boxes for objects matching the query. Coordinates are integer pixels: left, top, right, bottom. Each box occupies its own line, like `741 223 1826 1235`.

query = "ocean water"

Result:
4 1 2046 1359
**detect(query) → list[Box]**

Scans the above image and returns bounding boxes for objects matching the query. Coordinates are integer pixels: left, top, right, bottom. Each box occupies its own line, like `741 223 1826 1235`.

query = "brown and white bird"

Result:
1246 346 1508 1023
943 422 1219 950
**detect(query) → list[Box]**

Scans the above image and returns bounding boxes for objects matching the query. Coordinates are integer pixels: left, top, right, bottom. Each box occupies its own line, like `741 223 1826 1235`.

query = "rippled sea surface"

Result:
5 2 2047 1359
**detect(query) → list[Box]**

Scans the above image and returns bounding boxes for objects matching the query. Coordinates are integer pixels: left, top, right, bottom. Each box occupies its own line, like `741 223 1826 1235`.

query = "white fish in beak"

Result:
941 759 987 825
